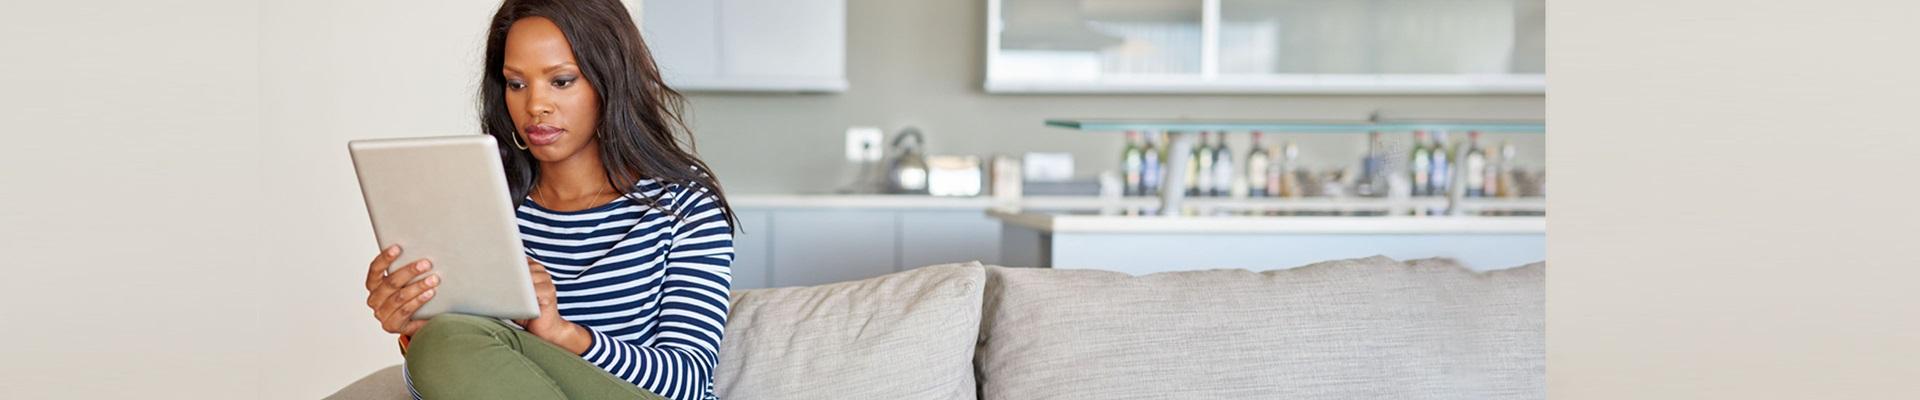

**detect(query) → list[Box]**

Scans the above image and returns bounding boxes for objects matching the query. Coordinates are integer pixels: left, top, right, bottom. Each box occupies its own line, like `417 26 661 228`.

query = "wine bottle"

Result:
1191 131 1212 197
1358 131 1385 197
1142 132 1162 196
1497 139 1517 198
1246 131 1270 197
1121 131 1144 196
1278 140 1299 198
1430 131 1451 198
1211 132 1235 197
1409 130 1431 197
1464 131 1488 197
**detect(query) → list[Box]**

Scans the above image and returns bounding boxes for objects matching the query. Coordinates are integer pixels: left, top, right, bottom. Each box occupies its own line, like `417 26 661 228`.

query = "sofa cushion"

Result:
323 365 408 400
714 262 986 400
975 256 1544 400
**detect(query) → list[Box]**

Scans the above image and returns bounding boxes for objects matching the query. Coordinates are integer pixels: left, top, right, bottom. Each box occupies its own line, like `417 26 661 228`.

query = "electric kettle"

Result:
886 127 929 194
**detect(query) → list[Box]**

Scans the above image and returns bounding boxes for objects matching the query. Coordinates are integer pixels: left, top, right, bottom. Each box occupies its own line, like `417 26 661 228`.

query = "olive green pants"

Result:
405 314 666 400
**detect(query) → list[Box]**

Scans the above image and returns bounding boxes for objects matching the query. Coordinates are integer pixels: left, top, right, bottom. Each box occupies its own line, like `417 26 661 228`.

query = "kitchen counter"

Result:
987 208 1546 274
733 194 1546 212
733 194 1033 209
725 194 1546 285
987 209 1546 235
733 194 1179 210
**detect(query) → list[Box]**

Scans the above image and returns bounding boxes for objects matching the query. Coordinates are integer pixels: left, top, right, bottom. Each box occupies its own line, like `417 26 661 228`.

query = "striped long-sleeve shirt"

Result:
407 178 734 400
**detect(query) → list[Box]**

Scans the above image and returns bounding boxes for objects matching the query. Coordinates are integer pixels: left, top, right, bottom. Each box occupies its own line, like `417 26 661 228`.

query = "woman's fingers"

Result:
526 259 557 306
376 276 437 316
365 245 401 290
380 285 436 333
383 259 431 288
365 246 435 335
371 260 431 305
391 288 433 321
365 248 409 309
385 273 440 310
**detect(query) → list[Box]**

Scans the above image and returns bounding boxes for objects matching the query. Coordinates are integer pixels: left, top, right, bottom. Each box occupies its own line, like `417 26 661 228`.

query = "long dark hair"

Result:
481 0 736 233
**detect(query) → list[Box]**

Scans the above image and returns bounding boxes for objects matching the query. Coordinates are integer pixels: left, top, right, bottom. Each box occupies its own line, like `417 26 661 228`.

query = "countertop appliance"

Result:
886 126 930 194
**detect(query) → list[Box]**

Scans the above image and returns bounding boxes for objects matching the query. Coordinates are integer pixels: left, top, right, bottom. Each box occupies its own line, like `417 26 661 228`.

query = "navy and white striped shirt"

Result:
408 178 734 400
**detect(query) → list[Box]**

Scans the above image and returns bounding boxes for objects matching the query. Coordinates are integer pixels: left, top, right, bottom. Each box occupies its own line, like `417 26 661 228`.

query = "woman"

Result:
359 0 736 399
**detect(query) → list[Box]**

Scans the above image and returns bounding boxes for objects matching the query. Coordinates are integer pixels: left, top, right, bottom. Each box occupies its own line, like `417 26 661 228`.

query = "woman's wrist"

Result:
565 323 594 355
537 321 593 355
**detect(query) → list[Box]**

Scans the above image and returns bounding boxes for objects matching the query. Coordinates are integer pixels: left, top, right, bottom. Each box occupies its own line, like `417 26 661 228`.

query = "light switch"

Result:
845 126 883 162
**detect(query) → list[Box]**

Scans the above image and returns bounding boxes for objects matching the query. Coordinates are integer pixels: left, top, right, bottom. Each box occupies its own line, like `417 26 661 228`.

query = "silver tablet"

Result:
348 135 539 320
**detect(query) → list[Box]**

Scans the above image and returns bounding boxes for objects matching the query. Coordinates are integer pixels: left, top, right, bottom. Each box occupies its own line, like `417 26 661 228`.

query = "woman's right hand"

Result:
365 245 440 336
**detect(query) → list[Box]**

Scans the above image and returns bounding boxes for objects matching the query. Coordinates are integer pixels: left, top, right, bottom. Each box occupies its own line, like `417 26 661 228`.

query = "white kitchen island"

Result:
990 208 1545 275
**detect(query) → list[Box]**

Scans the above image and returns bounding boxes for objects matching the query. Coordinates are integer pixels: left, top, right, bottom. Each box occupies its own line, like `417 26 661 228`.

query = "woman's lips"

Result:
523 125 564 146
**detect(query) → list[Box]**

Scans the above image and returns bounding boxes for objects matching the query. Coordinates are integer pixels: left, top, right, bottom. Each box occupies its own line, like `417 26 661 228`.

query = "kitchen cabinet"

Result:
730 209 773 289
730 195 1548 287
729 203 1005 289
767 210 898 288
986 0 1544 94
898 210 1003 270
640 0 847 93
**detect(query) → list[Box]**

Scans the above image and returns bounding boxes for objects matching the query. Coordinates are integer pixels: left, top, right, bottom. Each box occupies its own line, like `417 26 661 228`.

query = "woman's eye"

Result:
506 80 526 90
552 77 575 88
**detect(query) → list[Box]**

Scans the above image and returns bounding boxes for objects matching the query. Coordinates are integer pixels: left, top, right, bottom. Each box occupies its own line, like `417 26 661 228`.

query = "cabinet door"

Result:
769 210 897 287
728 209 772 290
899 210 1002 270
641 0 846 91
638 0 720 84
720 0 845 81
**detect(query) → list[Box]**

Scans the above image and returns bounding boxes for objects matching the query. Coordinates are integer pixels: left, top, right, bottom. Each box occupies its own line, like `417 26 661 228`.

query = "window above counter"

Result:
986 0 1545 94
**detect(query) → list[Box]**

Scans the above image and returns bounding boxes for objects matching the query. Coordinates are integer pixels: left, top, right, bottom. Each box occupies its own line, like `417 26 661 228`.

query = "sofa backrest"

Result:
713 262 985 400
975 256 1545 400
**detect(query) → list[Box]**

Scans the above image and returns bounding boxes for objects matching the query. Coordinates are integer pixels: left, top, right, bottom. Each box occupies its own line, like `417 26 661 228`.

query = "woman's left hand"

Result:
515 257 592 354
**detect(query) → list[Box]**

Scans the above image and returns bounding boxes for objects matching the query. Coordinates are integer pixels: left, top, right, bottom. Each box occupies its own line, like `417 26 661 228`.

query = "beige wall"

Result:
2 0 492 397
1 0 269 398
1550 1 1920 399
253 0 498 397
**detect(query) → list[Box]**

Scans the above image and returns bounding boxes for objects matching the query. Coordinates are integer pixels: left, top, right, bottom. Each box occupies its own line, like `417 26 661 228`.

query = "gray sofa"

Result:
329 256 1544 399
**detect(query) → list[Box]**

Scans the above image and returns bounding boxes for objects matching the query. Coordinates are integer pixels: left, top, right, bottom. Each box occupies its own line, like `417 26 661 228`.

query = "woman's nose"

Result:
526 88 554 117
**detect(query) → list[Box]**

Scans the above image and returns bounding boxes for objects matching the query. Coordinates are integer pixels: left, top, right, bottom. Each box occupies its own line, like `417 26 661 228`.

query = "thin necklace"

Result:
534 186 618 211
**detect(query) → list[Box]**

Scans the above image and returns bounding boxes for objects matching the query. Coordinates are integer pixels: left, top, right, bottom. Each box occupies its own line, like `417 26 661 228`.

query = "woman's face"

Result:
502 17 600 164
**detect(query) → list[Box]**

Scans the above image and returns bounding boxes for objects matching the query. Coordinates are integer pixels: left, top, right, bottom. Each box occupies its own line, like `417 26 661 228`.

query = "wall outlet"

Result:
845 126 883 162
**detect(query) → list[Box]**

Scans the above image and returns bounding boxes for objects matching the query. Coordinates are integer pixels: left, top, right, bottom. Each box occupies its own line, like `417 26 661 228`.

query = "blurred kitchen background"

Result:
0 0 1544 397
673 0 1543 194
654 0 1547 288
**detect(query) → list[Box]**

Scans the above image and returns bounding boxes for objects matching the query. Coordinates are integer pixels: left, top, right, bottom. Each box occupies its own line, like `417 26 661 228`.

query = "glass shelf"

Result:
1044 117 1544 134
1042 113 1542 216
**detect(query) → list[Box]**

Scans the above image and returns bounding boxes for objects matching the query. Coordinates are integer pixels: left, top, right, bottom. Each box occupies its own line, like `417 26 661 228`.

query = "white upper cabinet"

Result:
987 0 1545 94
639 0 848 93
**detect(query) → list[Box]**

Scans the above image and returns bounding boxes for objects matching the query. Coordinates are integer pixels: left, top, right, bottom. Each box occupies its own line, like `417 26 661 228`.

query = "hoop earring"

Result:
509 132 529 150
